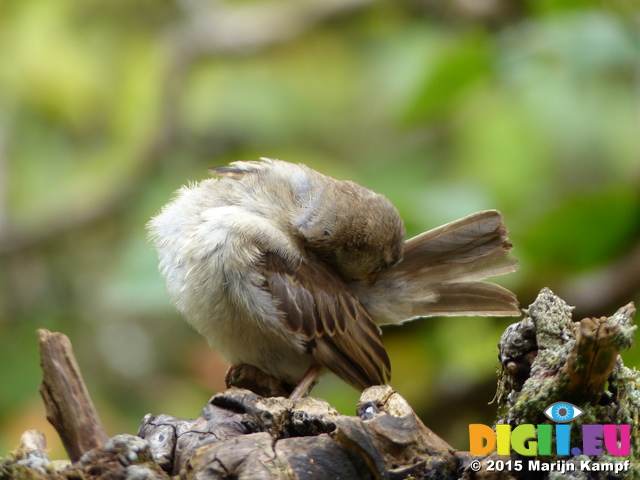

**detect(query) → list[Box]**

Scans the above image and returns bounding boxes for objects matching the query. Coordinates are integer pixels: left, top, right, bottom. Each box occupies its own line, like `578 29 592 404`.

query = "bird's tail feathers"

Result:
357 210 520 324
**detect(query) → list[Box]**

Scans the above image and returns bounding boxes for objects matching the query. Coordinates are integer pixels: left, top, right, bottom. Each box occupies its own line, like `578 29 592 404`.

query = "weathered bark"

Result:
138 385 462 479
496 288 639 479
38 329 109 462
564 304 636 401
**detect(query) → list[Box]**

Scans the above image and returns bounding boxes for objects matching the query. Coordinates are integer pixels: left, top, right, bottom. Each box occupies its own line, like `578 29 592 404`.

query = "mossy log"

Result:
496 288 639 479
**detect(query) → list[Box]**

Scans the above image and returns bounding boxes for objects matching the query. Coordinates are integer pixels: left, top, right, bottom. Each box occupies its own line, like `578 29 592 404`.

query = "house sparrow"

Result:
148 158 519 399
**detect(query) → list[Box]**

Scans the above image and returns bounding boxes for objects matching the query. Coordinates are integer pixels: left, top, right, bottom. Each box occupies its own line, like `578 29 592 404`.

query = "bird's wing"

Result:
261 252 390 391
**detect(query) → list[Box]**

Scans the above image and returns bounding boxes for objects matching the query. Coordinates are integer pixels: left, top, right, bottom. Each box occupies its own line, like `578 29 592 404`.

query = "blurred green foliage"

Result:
1 0 639 456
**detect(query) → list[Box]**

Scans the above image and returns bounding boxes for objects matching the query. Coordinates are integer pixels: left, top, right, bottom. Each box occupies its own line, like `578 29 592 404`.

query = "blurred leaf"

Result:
529 0 619 15
522 188 640 271
0 1 109 129
402 32 492 124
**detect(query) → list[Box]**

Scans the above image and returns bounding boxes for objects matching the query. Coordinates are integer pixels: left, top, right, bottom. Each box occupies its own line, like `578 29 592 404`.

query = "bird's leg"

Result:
224 365 236 389
289 364 323 400
226 364 298 397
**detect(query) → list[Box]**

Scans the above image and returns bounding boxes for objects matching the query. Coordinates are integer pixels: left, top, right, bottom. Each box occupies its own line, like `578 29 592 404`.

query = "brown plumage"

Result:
264 252 390 391
148 158 519 398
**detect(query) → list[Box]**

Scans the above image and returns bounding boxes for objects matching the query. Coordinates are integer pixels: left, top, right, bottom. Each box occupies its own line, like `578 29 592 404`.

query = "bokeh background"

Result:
1 0 639 458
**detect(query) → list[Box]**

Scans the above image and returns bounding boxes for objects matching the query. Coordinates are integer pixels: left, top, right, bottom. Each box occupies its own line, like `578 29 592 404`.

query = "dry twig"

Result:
38 329 109 462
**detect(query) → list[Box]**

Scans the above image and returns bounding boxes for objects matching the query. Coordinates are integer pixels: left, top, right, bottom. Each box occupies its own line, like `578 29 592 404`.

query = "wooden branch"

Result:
38 329 109 462
138 385 461 479
564 316 621 401
4 291 636 479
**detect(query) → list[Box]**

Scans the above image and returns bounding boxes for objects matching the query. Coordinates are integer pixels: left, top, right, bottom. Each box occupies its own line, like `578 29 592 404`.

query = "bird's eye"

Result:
543 402 584 423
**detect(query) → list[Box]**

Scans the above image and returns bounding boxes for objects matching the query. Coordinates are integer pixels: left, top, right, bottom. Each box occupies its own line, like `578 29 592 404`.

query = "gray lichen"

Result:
496 288 640 478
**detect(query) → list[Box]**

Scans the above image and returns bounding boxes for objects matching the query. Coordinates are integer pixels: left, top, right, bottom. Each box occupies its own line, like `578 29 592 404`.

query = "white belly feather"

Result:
149 189 312 383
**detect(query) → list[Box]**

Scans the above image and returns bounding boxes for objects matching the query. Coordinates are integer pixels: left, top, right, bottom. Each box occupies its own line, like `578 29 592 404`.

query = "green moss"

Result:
496 289 640 477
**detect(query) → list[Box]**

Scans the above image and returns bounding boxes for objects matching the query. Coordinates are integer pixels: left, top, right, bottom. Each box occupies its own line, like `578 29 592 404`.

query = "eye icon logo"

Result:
543 402 584 423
